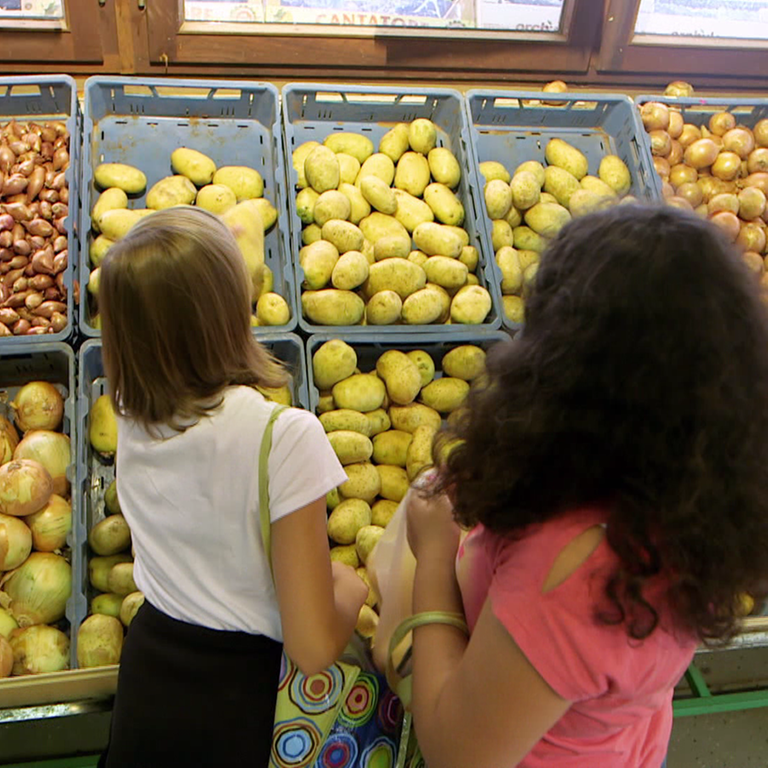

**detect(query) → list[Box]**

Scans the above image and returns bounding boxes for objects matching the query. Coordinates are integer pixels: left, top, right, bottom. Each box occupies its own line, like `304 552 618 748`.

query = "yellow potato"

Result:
569 189 615 218
302 290 365 326
524 202 572 238
356 604 379 638
408 119 438 155
366 290 402 325
324 133 374 164
256 293 290 326
357 567 378 608
371 499 399 528
196 184 237 215
445 226 469 248
580 175 618 200
485 179 514 220
517 249 540 271
366 408 391 436
408 250 429 268
300 240 339 289
389 403 441 433
328 430 374 465
376 465 409 503
314 191 351 227
361 175 397 215
146 175 197 210
450 285 492 325
330 544 360 568
420 377 470 412
406 351 435 388
510 171 541 211
302 223 322 245
503 295 525 324
545 138 589 180
374 234 411 262
98 209 144 241
402 287 445 325
428 147 461 189
394 151 431 197
332 250 369 290
292 141 319 189
222 200 266 284
425 283 451 322
544 166 581 208
496 246 523 295
322 220 365 254
171 147 216 186
599 155 631 196
94 163 147 194
373 430 413 467
327 498 372 545
379 123 410 163
424 256 468 290
515 161 547 187
337 153 361 185
92 188 128 232
305 145 341 193
327 487 340 510
338 183 371 225
480 161 511 184
459 245 479 273
365 259 426 300
394 189 434 233
320 409 372 436
252 198 277 231
412 222 463 258
296 187 320 225
87 267 101 296
317 393 335 414
513 226 547 253
492 220 514 252
332 373 386 412
406 424 437 481
356 524 386 565
357 153 396 186
442 345 486 381
376 350 422 405
505 205 523 228
359 212 409 244
257 384 292 406
424 183 464 226
340 462 381 504
89 235 114 267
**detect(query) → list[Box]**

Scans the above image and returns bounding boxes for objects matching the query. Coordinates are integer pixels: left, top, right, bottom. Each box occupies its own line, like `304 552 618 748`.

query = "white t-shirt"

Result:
115 386 347 641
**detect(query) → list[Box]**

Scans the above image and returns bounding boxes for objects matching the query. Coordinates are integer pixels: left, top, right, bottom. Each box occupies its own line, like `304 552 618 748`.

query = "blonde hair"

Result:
100 207 288 431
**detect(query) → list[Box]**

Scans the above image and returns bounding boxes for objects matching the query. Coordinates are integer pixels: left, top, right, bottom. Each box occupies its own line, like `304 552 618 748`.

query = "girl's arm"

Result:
272 497 367 676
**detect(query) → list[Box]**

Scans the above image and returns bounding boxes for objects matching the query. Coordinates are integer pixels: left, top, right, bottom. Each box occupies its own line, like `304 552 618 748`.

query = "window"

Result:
0 0 64 25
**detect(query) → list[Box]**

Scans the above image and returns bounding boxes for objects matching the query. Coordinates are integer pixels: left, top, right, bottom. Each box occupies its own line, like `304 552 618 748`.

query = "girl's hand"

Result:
331 561 368 621
406 486 461 562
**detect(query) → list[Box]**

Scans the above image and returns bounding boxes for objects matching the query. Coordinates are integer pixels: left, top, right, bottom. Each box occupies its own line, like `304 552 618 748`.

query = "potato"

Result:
379 123 410 163
428 147 461 189
333 373 386 413
252 198 278 231
402 287 445 325
87 267 101 296
485 179 513 220
389 402 441 434
513 226 547 253
395 152 431 197
496 246 523 295
89 554 132 593
518 249 540 271
305 145 341 193
365 259 426 300
92 188 128 231
295 187 320 225
424 255 468 290
324 133 374 164
406 351 435 388
445 226 469 248
546 138 589 179
327 488 340 510
366 408 391 437
408 250 429 268
360 176 397 215
505 205 523 228
510 171 541 211
330 544 360 568
503 295 525 324
357 153 396 186
332 251 369 290
254 293 288 326
543 166 580 209
89 514 131 556
450 285 492 325
94 163 147 195
327 498 372 544
320 409 371 436
413 222 463 258
356 524 386 565
524 263 539 293
459 245 479 273
425 283 451 321
338 183 371 225
322 220 364 254
373 430 413 467
480 161 511 184
302 223 322 245
374 234 410 262
599 155 631 196
99 209 144 241
302 290 365 326
364 290 401 325
569 189 614 218
196 184 237 215
314 339 357 389
406 424 436 481
394 189 434 233
222 200 266 284
314 191 352 227
420 377 470 413
377 350 422 405
371 499 399 528
108 562 138 596
442 345 486 381
171 147 216 186
409 119 438 155
580 175 618 200
337 153 361 185
256 383 292 406
515 161 547 188
492 220 514 252
292 141 319 189
376 465 410 503
524 202 572 238
300 240 339 289
328 430 374 465
340 462 381 504
424 183 464 226
317 393 335 414
90 235 114 267
359 212 409 244
146 175 197 210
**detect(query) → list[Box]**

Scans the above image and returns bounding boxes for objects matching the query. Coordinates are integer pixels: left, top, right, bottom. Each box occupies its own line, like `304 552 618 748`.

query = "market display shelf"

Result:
79 77 297 337
464 90 662 331
306 330 510 412
281 83 504 335
0 342 84 678
0 76 80 345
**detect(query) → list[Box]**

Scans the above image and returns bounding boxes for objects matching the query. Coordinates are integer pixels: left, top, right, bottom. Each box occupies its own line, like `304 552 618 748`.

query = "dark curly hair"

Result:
437 205 768 643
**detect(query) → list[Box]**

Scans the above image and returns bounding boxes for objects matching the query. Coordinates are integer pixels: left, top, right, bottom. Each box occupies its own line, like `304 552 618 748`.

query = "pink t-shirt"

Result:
457 508 697 768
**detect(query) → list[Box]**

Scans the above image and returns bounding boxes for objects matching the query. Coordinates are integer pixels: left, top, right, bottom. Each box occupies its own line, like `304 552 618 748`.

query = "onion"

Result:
698 176 735 203
0 459 53 517
653 156 670 180
744 172 768 197
685 139 720 170
670 163 698 188
710 211 741 242
13 431 70 497
11 382 64 433
743 251 764 275
1 552 71 626
24 495 71 552
678 124 702 148
712 152 742 182
0 635 12 677
0 606 18 638
10 625 69 675
709 111 736 137
667 140 683 166
88 514 131 556
641 102 670 132
89 554 132 593
77 614 123 668
666 196 694 212
737 223 767 254
668 111 684 140
649 130 672 157
708 193 740 216
0 417 19 465
665 81 695 98
90 593 123 620
677 182 704 208
723 128 755 160
0 512 32 570
739 187 767 221
694 204 708 218
755 119 768 148
120 591 144 627
661 181 675 199
748 148 768 175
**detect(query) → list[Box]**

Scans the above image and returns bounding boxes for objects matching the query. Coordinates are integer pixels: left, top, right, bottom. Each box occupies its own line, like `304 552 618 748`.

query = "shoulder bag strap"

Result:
259 405 289 577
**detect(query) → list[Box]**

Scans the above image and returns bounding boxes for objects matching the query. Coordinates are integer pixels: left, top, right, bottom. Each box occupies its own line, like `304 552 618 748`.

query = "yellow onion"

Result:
661 181 675 199
739 187 767 221
0 512 32 570
0 606 18 638
24 495 71 552
678 124 702 148
10 625 69 675
90 593 123 620
665 81 695 98
708 193 740 216
676 182 704 209
669 163 698 188
756 119 768 148
653 156 670 180
641 102 670 132
13 431 70 497
649 130 672 157
120 591 144 627
743 251 765 275
0 417 19 465
668 111 684 140
748 148 768 175
667 140 683 166
11 382 64 433
744 172 768 197
723 128 755 160
1 552 71 626
667 196 694 212
0 635 12 678
709 111 736 137
712 151 743 182
685 138 719 170
710 211 741 242
737 223 767 254
0 459 53 517
77 614 123 668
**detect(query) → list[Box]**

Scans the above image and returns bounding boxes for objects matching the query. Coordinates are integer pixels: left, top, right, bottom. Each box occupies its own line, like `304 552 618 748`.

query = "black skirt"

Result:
99 600 282 768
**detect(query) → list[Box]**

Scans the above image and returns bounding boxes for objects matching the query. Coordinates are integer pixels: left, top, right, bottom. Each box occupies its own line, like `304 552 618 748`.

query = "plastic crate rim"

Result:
84 75 280 101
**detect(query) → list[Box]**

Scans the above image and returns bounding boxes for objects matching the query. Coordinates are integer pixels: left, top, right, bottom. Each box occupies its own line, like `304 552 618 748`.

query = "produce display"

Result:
0 381 73 677
0 120 70 337
85 150 291 329
311 337 497 636
291 120 494 327
478 139 633 325
639 94 768 277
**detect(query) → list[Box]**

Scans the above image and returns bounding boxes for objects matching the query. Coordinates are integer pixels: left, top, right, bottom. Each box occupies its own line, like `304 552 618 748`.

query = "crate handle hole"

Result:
123 85 154 98
5 84 43 98
212 89 242 99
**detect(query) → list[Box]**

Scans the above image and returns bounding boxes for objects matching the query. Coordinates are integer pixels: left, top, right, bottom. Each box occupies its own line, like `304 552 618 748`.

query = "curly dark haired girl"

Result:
405 205 768 768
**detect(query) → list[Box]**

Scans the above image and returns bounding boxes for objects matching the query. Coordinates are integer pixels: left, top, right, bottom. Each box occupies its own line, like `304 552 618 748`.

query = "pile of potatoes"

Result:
86 148 291 328
479 139 633 324
312 338 487 636
292 120 494 327
640 100 768 276
0 119 71 337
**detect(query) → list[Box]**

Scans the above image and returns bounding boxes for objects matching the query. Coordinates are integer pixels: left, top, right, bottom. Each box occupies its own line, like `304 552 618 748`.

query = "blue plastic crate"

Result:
465 90 663 331
282 83 504 335
80 77 297 337
0 342 84 675
0 76 80 345
306 330 510 412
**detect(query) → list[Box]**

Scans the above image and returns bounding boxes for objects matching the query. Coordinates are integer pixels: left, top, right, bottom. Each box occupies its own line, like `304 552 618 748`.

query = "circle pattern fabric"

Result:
339 675 379 728
289 665 345 715
360 736 396 768
317 732 359 767
272 717 322 767
376 689 402 734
